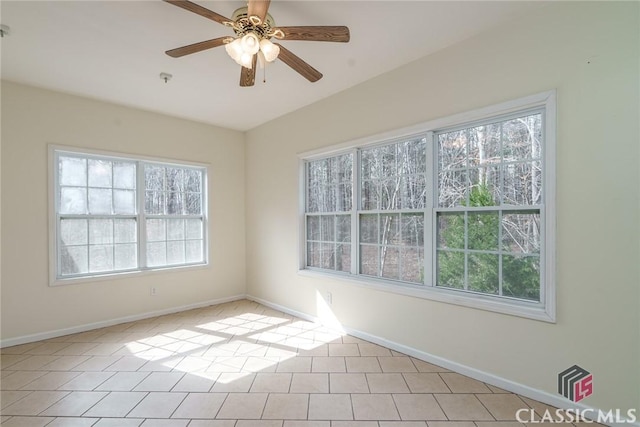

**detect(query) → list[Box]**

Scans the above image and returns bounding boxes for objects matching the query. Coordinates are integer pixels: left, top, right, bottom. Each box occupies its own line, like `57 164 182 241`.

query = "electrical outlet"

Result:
325 291 332 305
150 287 157 296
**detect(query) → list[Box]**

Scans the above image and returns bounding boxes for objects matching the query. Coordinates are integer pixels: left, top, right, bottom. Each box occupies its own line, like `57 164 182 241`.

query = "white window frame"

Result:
298 91 556 322
49 145 209 286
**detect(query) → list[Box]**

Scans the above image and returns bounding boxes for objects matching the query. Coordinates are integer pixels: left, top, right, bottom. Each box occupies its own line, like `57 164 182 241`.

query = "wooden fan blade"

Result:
240 55 258 87
166 37 228 58
276 26 350 42
275 44 322 82
163 0 230 25
248 0 271 23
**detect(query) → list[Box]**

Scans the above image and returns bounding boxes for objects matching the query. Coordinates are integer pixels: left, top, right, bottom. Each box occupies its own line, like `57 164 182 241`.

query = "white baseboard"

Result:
247 294 638 427
0 294 245 348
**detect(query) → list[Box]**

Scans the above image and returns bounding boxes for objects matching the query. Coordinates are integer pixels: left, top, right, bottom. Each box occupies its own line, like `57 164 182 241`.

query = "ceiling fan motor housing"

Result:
227 7 277 39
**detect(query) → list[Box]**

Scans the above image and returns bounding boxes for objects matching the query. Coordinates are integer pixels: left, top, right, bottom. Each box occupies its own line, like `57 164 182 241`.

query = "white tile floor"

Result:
1 299 571 426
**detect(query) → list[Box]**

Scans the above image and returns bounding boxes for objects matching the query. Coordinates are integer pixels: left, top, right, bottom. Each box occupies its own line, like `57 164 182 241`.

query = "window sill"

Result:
50 262 210 287
298 268 555 323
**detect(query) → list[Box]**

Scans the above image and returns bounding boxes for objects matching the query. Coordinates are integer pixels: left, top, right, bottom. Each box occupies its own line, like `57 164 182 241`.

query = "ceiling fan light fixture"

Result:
259 38 280 62
239 52 254 69
225 38 244 62
240 32 260 55
164 0 351 86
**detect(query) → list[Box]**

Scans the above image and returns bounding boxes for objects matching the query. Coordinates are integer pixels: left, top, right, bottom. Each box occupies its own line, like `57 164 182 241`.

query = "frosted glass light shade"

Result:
259 38 280 62
241 32 260 55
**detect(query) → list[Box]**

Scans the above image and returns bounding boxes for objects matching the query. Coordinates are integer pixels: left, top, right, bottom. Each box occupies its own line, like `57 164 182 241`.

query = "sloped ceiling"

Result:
0 1 544 131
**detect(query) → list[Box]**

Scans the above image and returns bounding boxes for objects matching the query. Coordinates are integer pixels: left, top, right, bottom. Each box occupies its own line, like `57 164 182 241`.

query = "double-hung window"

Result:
301 92 555 321
52 147 207 282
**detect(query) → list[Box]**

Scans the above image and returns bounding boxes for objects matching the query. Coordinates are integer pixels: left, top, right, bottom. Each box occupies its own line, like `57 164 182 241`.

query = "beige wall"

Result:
1 81 246 340
245 2 639 412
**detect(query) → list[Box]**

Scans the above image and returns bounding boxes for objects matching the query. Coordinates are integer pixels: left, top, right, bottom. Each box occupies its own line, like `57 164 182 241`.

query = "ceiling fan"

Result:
163 0 350 87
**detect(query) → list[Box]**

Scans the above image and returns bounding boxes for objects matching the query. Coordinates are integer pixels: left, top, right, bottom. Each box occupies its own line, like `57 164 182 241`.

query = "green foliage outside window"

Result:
437 184 540 301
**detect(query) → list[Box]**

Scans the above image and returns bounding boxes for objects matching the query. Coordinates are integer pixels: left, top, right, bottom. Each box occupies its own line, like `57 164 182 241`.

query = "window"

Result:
359 138 427 283
436 113 542 301
52 148 207 282
301 92 555 321
306 154 352 272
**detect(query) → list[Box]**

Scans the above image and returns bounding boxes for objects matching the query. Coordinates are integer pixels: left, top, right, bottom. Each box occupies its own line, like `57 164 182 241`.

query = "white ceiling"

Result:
0 1 543 131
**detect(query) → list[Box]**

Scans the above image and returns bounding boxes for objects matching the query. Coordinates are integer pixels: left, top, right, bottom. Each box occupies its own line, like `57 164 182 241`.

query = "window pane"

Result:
360 214 377 244
307 156 352 214
326 159 342 183
186 240 203 263
88 188 112 214
114 190 136 214
360 245 378 276
502 212 540 254
336 244 351 273
167 192 184 215
438 130 467 171
89 219 113 244
361 180 379 210
88 159 112 188
468 168 500 206
468 124 501 168
186 193 201 215
502 255 540 301
60 219 88 246
167 168 185 192
168 219 185 240
437 213 464 249
167 241 186 265
503 161 542 205
307 241 321 268
146 219 166 242
401 214 424 246
307 216 320 241
467 211 499 251
145 166 165 191
336 154 352 183
185 169 202 192
397 138 427 175
381 246 399 280
336 215 351 243
337 183 352 211
114 219 136 244
61 246 88 275
60 187 87 214
438 169 467 208
400 247 424 284
89 245 114 272
145 191 165 214
380 178 401 210
320 243 335 270
380 214 400 246
115 244 137 270
400 175 426 209
59 157 87 186
468 253 499 295
186 219 203 239
114 162 136 189
147 242 167 267
503 114 542 161
321 215 335 242
314 185 335 212
437 250 464 289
